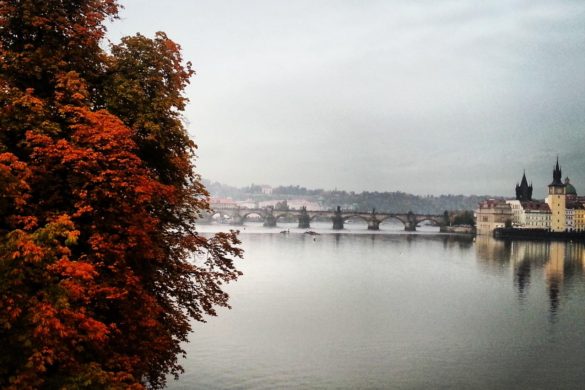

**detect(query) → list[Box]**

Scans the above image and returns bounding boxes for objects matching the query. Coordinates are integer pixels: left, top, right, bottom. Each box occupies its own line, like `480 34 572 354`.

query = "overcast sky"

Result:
107 0 585 197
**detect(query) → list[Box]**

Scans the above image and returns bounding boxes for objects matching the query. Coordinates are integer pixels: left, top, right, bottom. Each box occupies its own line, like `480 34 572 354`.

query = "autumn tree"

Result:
0 1 242 388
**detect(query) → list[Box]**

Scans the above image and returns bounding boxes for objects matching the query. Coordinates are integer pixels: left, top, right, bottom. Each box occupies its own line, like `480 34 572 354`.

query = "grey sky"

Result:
107 0 585 197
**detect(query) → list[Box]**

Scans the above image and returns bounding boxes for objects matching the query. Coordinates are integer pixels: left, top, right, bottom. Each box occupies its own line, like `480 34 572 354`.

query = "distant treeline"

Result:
203 180 500 214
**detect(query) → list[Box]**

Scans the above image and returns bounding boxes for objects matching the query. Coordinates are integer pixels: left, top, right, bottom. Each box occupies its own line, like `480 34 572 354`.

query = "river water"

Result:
168 222 585 389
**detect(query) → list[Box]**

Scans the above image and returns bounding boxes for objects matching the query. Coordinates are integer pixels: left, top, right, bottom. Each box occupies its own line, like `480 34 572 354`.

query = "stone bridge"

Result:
204 206 451 231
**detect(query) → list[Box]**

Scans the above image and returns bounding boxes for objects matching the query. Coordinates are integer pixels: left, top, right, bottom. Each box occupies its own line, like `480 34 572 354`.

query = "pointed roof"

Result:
520 170 528 187
515 169 533 201
549 156 564 187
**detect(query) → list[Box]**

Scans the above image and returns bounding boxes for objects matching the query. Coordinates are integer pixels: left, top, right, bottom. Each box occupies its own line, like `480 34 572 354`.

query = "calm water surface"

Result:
168 222 585 389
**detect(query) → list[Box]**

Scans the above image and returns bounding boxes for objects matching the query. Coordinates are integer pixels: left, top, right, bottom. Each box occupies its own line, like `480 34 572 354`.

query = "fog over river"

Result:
169 223 585 389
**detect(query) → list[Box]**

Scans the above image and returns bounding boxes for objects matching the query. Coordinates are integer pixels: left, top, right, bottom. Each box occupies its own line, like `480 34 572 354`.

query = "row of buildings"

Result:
476 159 585 235
210 197 322 211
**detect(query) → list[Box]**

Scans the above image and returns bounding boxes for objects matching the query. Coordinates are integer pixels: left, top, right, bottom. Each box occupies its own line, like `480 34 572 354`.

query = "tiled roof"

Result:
520 201 550 212
478 199 507 208
567 202 585 210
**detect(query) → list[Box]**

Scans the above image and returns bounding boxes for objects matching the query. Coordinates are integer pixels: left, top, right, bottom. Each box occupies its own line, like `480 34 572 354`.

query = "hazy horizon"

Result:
205 178 509 199
107 1 585 198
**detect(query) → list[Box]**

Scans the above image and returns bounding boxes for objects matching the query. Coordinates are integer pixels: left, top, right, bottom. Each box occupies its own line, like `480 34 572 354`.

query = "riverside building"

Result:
475 199 513 235
478 158 585 235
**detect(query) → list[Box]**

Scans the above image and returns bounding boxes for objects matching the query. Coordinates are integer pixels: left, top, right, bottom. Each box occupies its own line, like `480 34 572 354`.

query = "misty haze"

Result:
2 1 585 389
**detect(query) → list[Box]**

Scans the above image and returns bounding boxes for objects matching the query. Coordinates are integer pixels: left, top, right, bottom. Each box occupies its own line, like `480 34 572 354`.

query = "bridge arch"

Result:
207 210 233 221
309 214 331 221
343 214 370 224
274 213 299 222
416 217 442 227
378 215 407 225
208 211 223 219
240 212 266 223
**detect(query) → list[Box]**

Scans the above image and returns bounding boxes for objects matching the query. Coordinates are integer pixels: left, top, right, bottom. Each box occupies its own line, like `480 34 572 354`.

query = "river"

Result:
168 222 585 389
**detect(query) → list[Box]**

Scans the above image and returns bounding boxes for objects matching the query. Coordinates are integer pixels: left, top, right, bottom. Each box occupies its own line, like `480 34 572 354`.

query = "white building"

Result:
505 200 551 229
236 200 258 209
502 171 552 230
287 199 321 211
506 200 525 226
210 197 238 211
522 202 551 229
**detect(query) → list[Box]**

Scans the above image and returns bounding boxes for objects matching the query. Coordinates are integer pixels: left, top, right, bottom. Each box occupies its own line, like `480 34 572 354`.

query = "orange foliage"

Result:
0 1 242 388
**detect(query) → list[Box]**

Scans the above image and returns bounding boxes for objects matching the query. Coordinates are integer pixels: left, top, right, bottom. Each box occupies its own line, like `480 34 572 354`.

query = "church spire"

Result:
515 170 533 201
550 156 564 186
520 170 528 187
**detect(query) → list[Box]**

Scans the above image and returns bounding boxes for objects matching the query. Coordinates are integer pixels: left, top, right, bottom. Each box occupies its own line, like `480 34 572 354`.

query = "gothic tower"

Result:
515 170 533 201
547 157 566 232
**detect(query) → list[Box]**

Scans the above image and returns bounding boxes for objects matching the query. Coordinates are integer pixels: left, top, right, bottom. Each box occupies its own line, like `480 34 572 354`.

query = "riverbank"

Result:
494 227 585 241
440 225 475 234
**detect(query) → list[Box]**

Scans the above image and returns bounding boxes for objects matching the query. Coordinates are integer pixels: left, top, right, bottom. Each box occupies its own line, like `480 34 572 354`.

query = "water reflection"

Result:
441 234 474 250
173 229 585 389
476 237 585 315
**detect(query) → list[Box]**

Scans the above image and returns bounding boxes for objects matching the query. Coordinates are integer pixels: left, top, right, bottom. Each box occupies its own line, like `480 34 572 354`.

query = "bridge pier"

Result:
443 210 451 227
332 206 344 230
298 207 310 229
230 215 244 226
263 214 276 227
405 211 417 231
367 220 381 230
367 208 380 230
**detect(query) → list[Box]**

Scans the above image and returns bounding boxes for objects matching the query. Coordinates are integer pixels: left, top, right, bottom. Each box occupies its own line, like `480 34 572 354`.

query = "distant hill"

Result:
204 180 501 214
